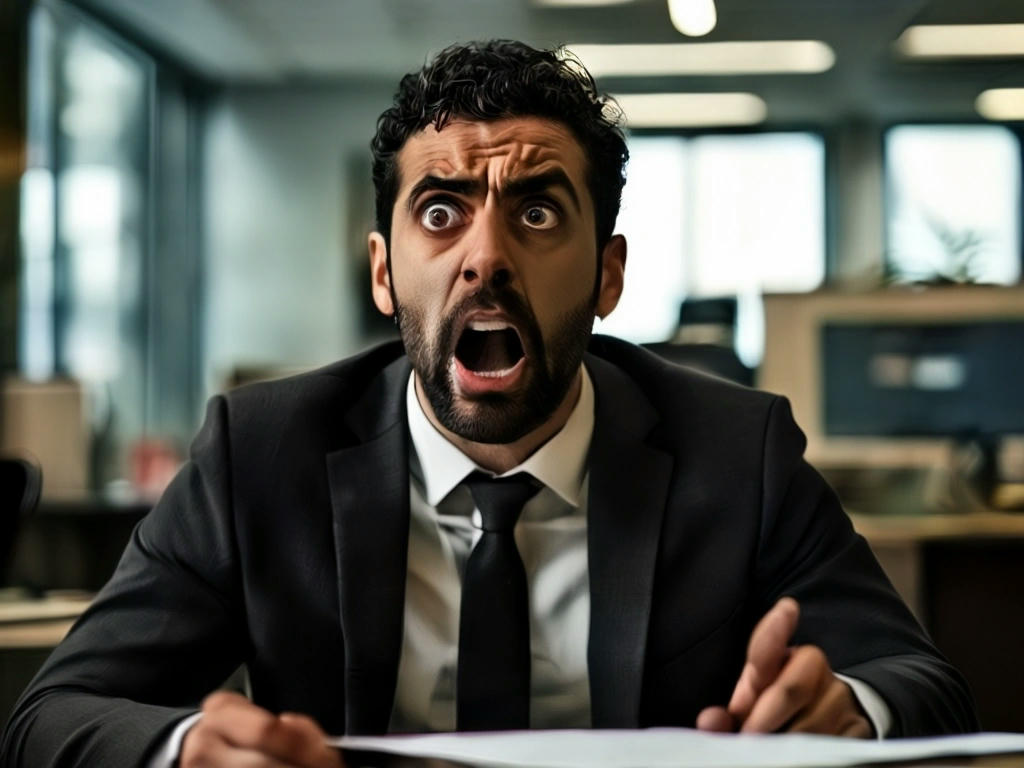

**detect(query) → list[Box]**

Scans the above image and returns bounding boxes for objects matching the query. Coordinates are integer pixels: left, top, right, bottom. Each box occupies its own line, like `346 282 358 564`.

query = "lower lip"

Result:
452 355 527 396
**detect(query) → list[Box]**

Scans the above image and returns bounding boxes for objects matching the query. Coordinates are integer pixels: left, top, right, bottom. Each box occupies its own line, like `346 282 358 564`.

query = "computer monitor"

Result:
760 286 1024 469
822 320 1024 438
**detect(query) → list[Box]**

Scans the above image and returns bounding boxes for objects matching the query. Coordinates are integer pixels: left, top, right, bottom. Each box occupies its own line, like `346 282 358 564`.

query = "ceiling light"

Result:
976 88 1024 121
896 24 1024 58
614 92 767 127
568 41 835 76
668 0 717 37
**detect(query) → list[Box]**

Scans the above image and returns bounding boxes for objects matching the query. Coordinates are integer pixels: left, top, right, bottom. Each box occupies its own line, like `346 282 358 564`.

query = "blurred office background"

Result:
1 0 1024 729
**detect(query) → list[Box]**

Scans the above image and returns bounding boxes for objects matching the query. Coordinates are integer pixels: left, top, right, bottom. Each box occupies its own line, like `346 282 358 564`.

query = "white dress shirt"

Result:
149 363 891 766
391 366 596 731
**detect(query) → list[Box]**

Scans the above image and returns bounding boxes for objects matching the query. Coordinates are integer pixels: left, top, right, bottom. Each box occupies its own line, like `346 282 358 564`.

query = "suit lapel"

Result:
327 356 412 734
585 354 673 727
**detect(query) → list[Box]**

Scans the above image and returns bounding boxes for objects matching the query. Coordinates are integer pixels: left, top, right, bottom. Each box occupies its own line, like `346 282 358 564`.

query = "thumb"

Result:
696 705 735 732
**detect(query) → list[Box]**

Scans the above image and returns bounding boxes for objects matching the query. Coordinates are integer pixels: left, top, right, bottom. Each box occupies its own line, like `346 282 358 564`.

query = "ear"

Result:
595 234 626 319
368 231 394 316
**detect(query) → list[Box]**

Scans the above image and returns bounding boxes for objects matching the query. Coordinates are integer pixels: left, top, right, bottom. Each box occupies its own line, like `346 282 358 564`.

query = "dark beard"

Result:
396 285 595 444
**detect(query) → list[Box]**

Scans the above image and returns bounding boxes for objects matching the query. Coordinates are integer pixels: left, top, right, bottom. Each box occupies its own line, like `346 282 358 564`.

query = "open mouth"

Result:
454 320 525 377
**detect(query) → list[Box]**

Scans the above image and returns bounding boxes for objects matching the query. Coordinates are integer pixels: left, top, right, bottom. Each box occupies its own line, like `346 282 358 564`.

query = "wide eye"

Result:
521 204 559 230
421 201 464 232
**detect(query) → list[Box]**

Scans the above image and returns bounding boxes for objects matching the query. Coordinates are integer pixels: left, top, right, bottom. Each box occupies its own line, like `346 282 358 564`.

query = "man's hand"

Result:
696 597 872 738
180 691 344 768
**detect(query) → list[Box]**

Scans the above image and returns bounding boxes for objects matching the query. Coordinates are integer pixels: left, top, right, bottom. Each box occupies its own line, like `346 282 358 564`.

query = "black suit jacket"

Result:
1 336 978 767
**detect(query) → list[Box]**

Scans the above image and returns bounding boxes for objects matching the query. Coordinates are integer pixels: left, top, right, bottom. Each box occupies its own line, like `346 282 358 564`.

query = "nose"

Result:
460 207 514 291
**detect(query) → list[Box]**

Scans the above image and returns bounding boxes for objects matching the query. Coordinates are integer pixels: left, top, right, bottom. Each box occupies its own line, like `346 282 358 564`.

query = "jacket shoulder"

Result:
215 340 408 447
587 334 782 430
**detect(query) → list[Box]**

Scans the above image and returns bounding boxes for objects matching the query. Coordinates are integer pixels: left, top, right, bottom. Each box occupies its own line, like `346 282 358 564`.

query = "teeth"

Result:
467 320 511 331
475 366 517 378
449 356 523 379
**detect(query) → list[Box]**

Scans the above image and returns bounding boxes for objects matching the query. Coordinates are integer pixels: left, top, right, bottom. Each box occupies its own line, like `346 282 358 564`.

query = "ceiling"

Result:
74 0 1024 125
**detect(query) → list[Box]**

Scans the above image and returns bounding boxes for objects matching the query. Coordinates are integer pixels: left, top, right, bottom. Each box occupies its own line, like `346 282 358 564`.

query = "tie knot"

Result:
465 471 540 532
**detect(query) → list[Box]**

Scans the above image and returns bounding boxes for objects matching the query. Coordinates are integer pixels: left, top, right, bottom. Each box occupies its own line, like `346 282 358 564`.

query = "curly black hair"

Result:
370 40 628 250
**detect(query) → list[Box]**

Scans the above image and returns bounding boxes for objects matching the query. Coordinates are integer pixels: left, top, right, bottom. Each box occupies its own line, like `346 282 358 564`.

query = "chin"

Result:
440 396 546 445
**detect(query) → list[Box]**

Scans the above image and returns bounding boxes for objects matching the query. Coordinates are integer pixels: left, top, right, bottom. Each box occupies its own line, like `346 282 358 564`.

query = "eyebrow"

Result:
504 170 581 213
406 176 480 212
405 169 581 213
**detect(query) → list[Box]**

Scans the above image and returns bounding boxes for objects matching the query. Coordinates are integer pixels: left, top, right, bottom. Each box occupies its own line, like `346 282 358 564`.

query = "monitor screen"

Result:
822 320 1024 438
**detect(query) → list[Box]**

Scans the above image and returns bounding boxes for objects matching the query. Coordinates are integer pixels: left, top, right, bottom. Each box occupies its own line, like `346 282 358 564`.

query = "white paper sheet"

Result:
329 729 1024 768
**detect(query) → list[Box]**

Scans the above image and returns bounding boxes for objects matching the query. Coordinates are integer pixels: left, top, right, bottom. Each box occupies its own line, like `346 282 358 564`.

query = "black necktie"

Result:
456 471 540 731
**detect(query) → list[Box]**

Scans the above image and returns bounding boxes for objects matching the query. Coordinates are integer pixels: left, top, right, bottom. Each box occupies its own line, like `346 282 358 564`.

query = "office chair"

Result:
644 297 755 386
0 457 43 582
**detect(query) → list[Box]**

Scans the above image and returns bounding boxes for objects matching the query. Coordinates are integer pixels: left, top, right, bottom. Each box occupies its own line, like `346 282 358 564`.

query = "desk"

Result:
851 511 1024 622
852 512 1024 544
853 513 1024 733
0 619 76 648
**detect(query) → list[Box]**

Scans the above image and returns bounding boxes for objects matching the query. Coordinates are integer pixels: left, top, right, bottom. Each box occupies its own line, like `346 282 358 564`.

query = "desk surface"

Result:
851 511 1024 545
0 618 76 648
0 594 90 648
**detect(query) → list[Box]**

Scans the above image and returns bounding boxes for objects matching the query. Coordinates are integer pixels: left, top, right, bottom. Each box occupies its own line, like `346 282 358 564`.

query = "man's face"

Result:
369 117 624 444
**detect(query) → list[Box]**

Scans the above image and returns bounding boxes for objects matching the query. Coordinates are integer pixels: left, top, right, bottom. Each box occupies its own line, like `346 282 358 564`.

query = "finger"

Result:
200 698 278 748
224 748 300 768
788 679 873 738
200 694 342 767
202 690 254 713
695 706 735 732
279 713 345 768
740 644 829 733
181 720 226 767
728 597 800 718
840 717 874 739
200 699 325 766
181 726 297 768
223 748 300 768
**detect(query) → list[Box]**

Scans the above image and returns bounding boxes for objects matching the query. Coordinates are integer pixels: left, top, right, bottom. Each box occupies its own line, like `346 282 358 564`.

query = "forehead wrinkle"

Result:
396 118 587 209
448 141 556 182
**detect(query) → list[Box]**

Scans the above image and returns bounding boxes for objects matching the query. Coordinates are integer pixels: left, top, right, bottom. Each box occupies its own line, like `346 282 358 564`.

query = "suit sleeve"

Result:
1 396 246 768
753 396 979 736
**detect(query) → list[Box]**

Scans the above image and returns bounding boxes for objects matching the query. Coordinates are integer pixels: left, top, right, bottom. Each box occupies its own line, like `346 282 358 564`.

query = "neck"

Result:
415 371 582 475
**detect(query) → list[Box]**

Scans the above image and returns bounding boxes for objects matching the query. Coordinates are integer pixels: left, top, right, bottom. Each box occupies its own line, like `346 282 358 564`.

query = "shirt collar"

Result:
406 365 595 508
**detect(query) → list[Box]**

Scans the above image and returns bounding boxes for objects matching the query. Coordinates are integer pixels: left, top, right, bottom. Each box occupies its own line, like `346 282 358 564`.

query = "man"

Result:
2 40 977 768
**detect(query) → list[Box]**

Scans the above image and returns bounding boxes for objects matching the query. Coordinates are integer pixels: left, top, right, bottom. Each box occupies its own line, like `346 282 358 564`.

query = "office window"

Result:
19 0 202 495
885 125 1022 285
600 138 688 343
21 2 152 485
600 132 825 366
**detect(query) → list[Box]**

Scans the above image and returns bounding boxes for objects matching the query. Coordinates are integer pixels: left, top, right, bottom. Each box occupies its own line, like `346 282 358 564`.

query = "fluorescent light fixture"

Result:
614 92 767 127
568 41 835 76
668 0 717 37
976 88 1024 121
897 24 1024 58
